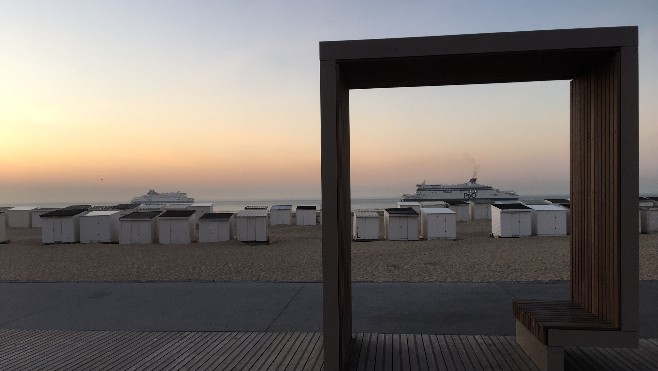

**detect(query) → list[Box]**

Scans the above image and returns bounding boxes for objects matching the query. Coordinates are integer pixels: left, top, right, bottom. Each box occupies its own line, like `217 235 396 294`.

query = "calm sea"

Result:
5 195 569 212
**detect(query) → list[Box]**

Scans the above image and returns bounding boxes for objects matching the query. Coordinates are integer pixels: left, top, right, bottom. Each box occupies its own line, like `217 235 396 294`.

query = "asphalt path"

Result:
2 281 657 337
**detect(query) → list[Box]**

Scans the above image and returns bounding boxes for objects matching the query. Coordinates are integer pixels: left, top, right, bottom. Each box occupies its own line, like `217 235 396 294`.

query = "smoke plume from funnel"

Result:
462 153 481 178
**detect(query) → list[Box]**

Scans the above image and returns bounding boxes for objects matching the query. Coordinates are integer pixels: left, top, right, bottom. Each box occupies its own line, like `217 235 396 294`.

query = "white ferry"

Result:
401 178 518 202
131 190 195 204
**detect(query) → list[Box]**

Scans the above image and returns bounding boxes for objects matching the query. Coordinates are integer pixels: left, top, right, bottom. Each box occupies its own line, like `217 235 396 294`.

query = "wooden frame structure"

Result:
320 27 638 370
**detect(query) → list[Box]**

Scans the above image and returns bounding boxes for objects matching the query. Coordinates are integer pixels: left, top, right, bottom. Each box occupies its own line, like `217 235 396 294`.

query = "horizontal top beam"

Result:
320 27 637 61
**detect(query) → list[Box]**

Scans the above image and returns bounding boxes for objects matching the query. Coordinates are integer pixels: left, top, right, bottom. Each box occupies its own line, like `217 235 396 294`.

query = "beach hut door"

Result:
53 219 63 242
511 213 521 236
399 218 408 240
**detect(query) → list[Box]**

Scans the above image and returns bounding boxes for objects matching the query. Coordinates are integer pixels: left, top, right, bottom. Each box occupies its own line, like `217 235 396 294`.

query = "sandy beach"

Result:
1 220 656 282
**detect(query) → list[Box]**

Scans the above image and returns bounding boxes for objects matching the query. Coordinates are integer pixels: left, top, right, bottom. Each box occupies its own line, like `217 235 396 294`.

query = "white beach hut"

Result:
236 209 269 243
245 205 268 210
158 210 196 244
0 212 6 243
384 207 419 241
296 206 317 226
270 205 292 226
80 211 121 243
397 202 422 215
446 200 470 221
491 203 532 238
353 211 380 241
7 206 36 228
468 200 492 220
40 208 88 244
528 205 568 236
119 211 160 244
419 201 448 209
421 208 457 240
30 208 59 228
640 208 658 234
197 213 233 242
639 197 655 208
188 203 214 218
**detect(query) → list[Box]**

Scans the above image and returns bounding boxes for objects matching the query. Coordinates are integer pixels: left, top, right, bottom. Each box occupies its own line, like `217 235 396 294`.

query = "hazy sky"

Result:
1 1 657 203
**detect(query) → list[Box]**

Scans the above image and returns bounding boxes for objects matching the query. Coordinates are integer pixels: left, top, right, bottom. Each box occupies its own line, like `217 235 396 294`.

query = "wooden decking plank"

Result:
64 331 152 371
88 331 162 371
141 331 208 370
426 335 449 371
375 333 386 370
390 334 401 371
108 332 186 371
399 334 411 371
247 332 291 370
254 332 296 370
364 332 378 371
641 339 658 358
302 333 324 371
204 331 260 370
182 332 239 370
449 334 476 370
420 334 439 371
197 331 255 369
0 330 67 362
406 333 420 371
346 333 364 371
497 336 536 370
383 333 393 371
598 346 643 370
292 332 321 371
266 332 303 370
615 346 657 370
278 332 311 370
565 347 600 370
457 335 485 371
488 336 521 371
473 335 504 370
9 330 110 370
229 331 276 371
123 331 194 370
218 331 268 370
436 335 459 371
0 330 83 369
158 331 218 371
413 334 429 371
577 347 617 371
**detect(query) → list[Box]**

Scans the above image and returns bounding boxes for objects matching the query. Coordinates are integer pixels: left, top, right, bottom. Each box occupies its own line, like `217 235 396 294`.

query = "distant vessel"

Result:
401 178 518 202
131 190 195 204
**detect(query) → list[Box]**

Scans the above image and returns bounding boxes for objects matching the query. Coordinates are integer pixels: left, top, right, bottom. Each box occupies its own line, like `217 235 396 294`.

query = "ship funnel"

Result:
469 178 477 183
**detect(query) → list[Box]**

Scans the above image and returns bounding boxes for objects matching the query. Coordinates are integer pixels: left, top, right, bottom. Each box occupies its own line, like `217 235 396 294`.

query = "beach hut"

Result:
419 201 448 209
384 207 419 241
236 209 269 243
640 208 658 234
296 206 317 226
445 200 470 221
528 205 568 236
7 206 36 228
421 208 457 240
544 198 570 206
491 203 532 238
79 211 121 243
352 211 380 241
119 211 160 244
40 208 87 244
397 201 422 215
158 210 196 244
245 205 268 210
197 213 233 242
30 208 58 228
270 205 292 226
639 197 655 208
0 212 6 243
188 202 214 218
468 200 492 220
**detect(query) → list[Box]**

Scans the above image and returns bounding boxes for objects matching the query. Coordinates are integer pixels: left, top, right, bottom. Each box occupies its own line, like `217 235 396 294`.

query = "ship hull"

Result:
400 197 518 202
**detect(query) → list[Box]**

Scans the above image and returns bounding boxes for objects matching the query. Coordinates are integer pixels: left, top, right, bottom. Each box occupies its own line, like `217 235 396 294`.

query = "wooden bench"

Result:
513 300 636 371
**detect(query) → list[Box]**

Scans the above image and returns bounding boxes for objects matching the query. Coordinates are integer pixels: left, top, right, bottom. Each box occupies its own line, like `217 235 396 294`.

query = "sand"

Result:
0 221 656 282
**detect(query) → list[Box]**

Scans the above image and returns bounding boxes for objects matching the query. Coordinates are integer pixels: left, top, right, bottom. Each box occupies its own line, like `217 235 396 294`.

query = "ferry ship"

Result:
131 190 195 204
401 178 518 202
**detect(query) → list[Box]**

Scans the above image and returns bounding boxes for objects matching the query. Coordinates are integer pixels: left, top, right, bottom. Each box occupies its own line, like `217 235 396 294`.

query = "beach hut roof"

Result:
445 200 468 205
297 206 317 210
63 205 91 210
492 203 531 210
113 203 141 210
10 206 37 211
468 200 492 204
237 209 268 218
191 202 214 207
528 205 567 211
84 211 120 217
159 210 196 218
422 208 456 214
120 211 161 220
271 205 292 210
385 207 418 216
354 211 379 218
245 205 268 210
544 198 570 204
41 208 87 218
199 212 233 221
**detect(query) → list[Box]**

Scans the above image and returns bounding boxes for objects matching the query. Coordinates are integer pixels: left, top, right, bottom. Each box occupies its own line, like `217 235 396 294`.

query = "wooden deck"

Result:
0 329 657 370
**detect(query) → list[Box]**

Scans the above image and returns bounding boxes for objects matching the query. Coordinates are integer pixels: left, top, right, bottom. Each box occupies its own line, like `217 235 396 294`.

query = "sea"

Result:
3 195 570 213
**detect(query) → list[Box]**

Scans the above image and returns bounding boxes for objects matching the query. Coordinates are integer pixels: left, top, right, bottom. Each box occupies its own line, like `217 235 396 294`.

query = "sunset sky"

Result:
1 1 657 204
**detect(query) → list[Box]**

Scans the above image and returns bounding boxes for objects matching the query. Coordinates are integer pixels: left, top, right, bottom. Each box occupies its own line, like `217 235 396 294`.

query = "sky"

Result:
1 1 657 204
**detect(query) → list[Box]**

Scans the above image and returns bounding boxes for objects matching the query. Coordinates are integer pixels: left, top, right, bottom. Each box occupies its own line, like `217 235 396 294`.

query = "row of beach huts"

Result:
0 203 321 245
1 197 657 244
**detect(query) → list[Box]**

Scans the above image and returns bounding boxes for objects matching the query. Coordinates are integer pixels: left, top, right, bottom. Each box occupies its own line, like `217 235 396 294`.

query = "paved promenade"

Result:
2 281 657 337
